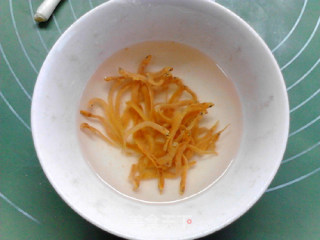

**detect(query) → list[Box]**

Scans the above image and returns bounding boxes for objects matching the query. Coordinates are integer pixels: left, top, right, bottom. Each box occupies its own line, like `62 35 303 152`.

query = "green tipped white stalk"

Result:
34 0 62 22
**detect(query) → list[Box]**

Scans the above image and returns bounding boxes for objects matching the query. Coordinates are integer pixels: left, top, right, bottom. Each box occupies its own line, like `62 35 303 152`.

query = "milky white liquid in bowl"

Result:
78 41 242 203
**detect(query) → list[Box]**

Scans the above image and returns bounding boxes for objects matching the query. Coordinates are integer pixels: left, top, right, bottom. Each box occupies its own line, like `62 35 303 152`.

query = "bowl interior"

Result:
32 0 289 238
78 40 243 202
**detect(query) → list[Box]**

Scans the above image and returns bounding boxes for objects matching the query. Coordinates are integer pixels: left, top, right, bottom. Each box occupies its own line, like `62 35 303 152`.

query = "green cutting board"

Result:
1 0 319 239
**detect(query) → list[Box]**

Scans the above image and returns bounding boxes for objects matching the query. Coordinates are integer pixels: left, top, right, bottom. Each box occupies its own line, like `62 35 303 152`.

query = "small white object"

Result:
34 0 62 22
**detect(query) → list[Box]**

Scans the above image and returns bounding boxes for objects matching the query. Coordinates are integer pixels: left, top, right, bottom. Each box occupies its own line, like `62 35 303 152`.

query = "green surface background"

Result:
0 0 319 239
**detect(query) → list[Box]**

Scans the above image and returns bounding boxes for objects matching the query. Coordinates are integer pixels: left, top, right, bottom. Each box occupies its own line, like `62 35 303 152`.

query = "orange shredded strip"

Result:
104 76 126 82
119 67 147 82
80 110 120 144
124 121 170 145
138 55 152 74
80 123 117 147
155 100 194 110
187 144 218 155
158 170 165 193
80 55 228 194
180 155 188 194
115 82 134 117
126 101 148 121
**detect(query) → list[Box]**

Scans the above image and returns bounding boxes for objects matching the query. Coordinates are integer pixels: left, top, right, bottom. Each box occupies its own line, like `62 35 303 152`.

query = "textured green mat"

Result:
0 0 319 239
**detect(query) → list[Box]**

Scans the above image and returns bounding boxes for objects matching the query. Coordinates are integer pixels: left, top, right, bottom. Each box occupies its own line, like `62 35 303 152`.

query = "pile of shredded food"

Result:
80 55 227 194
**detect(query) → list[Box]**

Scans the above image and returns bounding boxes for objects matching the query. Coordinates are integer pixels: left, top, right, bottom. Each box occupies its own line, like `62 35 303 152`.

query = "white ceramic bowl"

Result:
32 0 289 239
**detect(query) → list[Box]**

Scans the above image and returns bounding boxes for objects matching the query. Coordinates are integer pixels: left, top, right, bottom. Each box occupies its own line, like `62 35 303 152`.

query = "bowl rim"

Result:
31 0 290 239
